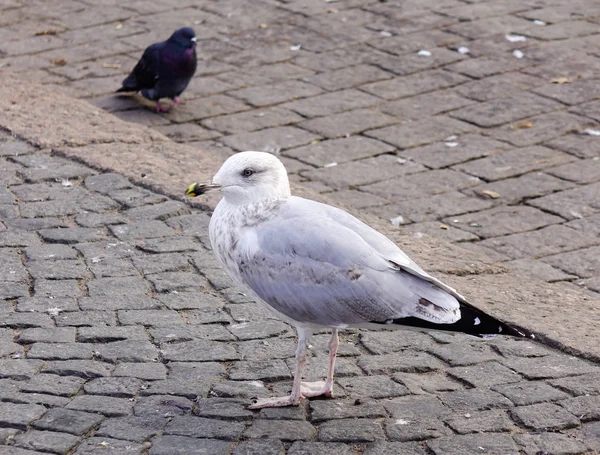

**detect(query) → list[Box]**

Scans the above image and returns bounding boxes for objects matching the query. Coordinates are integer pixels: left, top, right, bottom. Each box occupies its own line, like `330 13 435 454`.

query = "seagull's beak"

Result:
185 182 221 197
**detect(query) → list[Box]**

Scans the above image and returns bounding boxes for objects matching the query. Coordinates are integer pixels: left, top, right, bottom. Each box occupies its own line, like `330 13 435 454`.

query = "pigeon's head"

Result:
169 27 197 48
186 152 291 205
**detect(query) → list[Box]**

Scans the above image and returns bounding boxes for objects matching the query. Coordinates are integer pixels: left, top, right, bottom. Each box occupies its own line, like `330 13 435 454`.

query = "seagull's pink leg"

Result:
249 328 311 409
301 329 338 397
156 101 170 113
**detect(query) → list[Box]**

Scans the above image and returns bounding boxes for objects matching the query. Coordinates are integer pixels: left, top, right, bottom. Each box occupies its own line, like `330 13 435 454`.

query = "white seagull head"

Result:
211 151 291 205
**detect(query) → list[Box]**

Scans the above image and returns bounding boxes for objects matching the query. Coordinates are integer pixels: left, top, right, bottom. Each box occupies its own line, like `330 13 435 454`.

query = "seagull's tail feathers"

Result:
116 73 139 93
375 300 534 339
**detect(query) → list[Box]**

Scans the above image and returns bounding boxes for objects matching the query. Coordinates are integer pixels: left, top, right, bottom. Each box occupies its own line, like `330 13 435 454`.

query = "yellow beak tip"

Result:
185 183 197 197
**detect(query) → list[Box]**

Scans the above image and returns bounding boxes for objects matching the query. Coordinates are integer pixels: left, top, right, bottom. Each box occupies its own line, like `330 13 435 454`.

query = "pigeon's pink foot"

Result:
301 380 334 398
172 97 183 104
248 394 303 409
156 102 170 113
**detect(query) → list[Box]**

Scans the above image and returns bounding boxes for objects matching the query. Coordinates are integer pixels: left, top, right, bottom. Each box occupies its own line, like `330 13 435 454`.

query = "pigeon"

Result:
117 27 197 112
186 152 534 409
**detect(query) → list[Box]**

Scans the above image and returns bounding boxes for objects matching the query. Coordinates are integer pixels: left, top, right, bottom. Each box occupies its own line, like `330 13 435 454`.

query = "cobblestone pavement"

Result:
2 132 600 454
1 0 600 299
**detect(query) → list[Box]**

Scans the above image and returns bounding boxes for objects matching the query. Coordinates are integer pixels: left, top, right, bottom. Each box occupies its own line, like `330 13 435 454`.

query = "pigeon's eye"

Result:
241 169 254 178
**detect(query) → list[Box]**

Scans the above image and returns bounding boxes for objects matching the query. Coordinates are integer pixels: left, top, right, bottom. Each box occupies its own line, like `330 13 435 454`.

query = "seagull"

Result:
186 151 534 409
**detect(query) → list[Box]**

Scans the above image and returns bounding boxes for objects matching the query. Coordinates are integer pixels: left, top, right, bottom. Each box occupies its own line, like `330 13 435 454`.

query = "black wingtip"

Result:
374 302 535 339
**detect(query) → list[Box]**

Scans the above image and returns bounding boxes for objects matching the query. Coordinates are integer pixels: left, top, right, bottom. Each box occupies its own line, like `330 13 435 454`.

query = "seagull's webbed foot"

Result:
156 101 170 113
301 380 334 398
248 394 303 409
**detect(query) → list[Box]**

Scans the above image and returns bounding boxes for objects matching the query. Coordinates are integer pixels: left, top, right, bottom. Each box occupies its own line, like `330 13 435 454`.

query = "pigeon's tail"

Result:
116 73 139 93
376 301 534 339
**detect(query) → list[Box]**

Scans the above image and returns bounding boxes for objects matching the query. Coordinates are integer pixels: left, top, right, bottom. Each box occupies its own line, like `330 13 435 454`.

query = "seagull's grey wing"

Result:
237 215 460 328
286 197 468 302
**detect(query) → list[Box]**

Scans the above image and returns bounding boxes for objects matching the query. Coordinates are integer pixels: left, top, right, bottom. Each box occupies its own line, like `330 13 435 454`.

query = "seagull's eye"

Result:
241 169 254 178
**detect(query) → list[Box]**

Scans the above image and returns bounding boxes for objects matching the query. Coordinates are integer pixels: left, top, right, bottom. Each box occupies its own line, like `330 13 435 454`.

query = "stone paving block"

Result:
381 89 474 120
559 395 600 422
366 116 477 149
95 416 167 443
164 95 250 124
444 409 515 435
164 415 245 440
243 420 316 442
534 79 600 106
302 155 425 190
56 311 116 327
511 402 580 431
147 271 209 293
230 80 322 107
447 361 522 388
491 111 591 147
363 168 480 201
24 244 79 261
42 360 112 378
195 398 254 421
109 188 167 208
0 359 44 380
149 435 231 455
17 200 81 218
133 395 195 418
258 404 306 421
0 231 41 247
76 213 128 228
0 312 53 328
95 339 159 363
220 126 320 153
384 395 451 420
112 362 167 380
542 246 600 278
403 222 479 242
570 99 600 123
18 327 76 344
366 191 495 223
28 259 88 280
392 372 463 395
110 221 177 241
504 258 577 283
303 64 392 91
385 416 452 442
444 206 564 239
12 430 79 455
33 279 82 298
229 359 290 381
502 354 600 379
281 89 381 117
546 158 600 184
298 108 397 139
0 428 20 445
361 69 469 101
493 381 570 406
234 440 286 455
337 375 410 399
446 55 528 79
528 181 600 220
450 92 560 127
73 436 145 454
117 309 184 326
66 394 133 417
375 48 466 78
358 351 444 375
161 339 238 362
0 402 47 430
20 373 84 397
154 123 221 143
480 225 599 259
125 200 191 222
360 330 434 355
465 171 575 204
209 381 270 400
135 236 203 254
550 373 600 396
427 433 518 455
285 136 393 168
455 72 544 102
202 106 304 134
439 388 513 412
87 276 150 296
0 447 49 455
363 442 427 455
514 432 589 455
318 419 384 442
454 146 576 181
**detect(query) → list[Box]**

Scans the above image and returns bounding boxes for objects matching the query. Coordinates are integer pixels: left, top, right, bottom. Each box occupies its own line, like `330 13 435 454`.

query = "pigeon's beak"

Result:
185 182 221 197
191 37 197 43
